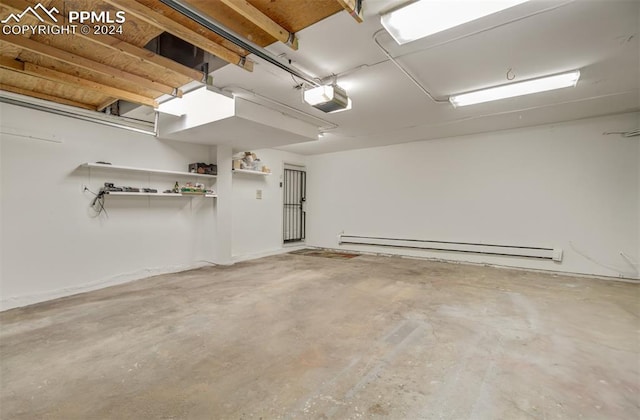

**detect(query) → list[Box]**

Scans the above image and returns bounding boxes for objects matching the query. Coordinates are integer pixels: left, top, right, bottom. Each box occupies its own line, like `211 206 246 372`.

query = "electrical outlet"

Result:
256 189 262 200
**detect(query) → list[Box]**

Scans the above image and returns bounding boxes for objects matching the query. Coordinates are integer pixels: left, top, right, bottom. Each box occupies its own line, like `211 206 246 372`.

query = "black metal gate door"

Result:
283 168 306 243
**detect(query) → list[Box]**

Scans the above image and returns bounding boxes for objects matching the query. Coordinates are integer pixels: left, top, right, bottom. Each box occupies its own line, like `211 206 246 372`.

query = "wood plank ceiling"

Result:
0 0 360 111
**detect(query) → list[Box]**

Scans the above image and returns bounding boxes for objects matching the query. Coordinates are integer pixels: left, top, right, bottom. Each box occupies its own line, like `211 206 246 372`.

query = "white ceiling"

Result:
210 0 639 155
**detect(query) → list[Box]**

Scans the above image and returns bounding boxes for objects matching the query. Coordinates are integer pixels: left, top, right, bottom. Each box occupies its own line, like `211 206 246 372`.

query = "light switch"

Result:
256 189 262 200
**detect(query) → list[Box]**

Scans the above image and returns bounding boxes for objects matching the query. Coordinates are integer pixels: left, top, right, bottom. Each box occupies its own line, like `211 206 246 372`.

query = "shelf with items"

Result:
81 162 218 208
232 151 272 175
81 162 217 178
232 169 271 176
104 192 217 198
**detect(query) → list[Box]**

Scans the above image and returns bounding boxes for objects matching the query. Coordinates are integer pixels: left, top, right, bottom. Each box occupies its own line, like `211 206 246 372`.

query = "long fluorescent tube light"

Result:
381 0 530 45
449 70 581 107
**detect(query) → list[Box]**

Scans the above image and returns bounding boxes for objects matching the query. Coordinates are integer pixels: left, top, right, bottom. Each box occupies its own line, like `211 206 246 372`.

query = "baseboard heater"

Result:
338 234 563 261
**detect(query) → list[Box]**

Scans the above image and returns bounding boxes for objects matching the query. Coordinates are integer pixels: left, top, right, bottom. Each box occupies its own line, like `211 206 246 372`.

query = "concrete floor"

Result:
1 253 638 419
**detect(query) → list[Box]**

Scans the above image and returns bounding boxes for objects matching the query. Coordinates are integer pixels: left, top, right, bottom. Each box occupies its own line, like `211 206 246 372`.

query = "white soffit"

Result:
157 88 318 149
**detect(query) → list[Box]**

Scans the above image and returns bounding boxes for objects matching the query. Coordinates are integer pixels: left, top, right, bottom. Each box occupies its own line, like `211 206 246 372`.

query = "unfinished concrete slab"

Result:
1 253 638 419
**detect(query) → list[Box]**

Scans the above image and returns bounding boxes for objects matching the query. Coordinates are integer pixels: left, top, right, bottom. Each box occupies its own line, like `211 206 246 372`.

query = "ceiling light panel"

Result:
449 70 581 107
381 0 530 45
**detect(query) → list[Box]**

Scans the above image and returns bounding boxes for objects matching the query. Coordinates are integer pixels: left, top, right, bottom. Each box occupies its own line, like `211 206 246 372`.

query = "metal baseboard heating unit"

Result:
338 234 563 261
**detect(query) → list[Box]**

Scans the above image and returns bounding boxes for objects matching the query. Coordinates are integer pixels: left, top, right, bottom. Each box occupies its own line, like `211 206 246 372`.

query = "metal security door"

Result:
283 168 306 243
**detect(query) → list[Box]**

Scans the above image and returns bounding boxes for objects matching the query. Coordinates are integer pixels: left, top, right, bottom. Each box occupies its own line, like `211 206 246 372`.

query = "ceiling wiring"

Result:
360 0 575 104
373 29 450 104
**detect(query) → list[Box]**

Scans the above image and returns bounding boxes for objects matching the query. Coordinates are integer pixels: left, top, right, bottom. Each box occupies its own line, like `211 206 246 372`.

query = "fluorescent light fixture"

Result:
449 70 580 107
381 0 530 45
303 84 351 113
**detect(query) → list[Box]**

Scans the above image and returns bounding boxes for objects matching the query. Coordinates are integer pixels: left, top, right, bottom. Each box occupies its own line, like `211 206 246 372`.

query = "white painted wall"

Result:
2 102 635 310
306 113 640 279
0 103 217 310
231 148 307 259
0 104 309 310
637 136 640 268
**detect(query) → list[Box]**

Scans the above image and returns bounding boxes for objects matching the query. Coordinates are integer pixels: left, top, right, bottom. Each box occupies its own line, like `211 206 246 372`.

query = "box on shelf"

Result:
189 163 217 175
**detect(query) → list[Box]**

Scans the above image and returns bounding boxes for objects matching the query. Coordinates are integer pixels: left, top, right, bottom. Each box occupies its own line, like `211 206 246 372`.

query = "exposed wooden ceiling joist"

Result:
182 0 343 47
31 32 190 93
220 0 298 50
0 82 96 110
1 0 204 83
0 56 22 72
28 64 157 108
96 97 119 111
0 57 158 108
336 0 364 23
103 0 254 72
13 50 162 99
99 37 203 82
0 0 349 113
0 35 181 97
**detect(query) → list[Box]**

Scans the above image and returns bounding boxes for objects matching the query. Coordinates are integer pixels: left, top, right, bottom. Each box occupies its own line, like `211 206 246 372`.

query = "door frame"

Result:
282 162 306 245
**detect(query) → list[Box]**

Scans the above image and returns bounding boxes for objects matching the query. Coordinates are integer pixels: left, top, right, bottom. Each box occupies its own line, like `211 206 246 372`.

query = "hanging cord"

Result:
620 252 640 273
85 187 108 217
569 241 637 278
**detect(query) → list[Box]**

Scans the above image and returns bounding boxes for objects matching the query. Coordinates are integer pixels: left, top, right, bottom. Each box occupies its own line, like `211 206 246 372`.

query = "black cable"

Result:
290 73 304 89
85 187 108 217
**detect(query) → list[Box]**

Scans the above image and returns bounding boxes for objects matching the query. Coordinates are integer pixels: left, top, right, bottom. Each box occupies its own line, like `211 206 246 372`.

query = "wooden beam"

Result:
0 83 97 110
0 57 157 107
97 98 119 111
98 38 204 82
0 59 158 110
0 56 23 71
103 0 254 72
27 63 158 108
1 0 204 82
0 35 181 97
220 0 298 50
336 0 364 23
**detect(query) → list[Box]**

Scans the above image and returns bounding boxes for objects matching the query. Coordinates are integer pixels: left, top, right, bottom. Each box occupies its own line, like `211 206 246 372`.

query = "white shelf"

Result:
232 169 271 176
105 192 217 198
82 162 217 178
